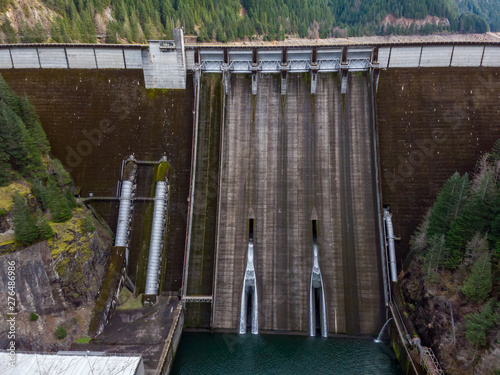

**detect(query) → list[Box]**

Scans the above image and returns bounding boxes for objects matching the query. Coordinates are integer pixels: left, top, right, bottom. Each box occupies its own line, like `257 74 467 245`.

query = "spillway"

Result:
183 73 222 327
211 72 383 335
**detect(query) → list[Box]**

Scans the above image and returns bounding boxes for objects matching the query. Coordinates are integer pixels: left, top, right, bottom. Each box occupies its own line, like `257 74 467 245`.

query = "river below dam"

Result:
171 333 402 374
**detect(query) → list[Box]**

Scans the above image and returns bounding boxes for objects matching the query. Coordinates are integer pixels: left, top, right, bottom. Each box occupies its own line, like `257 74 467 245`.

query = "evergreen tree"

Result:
31 178 50 210
47 179 72 223
52 159 72 186
427 172 469 242
37 216 54 240
65 188 78 209
446 169 496 268
425 234 446 279
491 139 500 161
17 97 50 155
465 299 497 347
83 215 95 233
0 103 34 175
12 192 38 245
1 19 17 43
462 251 492 303
105 21 119 43
51 195 72 222
0 150 10 186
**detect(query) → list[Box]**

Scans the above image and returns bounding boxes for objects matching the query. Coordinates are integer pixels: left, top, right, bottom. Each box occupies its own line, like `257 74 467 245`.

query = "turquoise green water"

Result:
171 333 403 374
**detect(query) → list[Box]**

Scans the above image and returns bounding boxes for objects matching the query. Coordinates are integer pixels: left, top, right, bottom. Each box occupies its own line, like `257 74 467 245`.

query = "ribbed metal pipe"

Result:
145 181 168 295
115 180 133 248
384 209 398 282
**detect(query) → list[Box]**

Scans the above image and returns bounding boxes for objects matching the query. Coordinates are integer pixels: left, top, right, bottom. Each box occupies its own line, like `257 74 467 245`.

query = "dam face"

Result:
1 70 194 292
377 68 500 258
4 40 500 340
206 72 383 335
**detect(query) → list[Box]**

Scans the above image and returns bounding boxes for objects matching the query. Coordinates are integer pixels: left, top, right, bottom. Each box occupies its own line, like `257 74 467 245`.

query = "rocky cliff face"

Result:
0 210 111 352
402 259 500 374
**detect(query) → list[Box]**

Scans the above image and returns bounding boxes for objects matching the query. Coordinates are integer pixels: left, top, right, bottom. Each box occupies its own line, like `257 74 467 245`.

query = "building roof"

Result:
0 352 143 375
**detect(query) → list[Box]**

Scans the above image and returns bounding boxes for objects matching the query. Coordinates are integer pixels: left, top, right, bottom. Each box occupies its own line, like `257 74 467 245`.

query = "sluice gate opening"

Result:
239 219 258 335
309 220 327 337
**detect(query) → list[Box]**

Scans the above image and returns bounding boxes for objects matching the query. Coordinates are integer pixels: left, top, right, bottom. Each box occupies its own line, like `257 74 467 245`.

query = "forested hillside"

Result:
0 74 87 247
402 142 500 374
0 0 498 44
0 74 113 351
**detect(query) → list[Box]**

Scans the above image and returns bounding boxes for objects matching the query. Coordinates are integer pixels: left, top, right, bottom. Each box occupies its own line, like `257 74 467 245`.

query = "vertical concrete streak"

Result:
254 74 280 331
346 73 383 334
340 74 361 334
275 79 289 331
213 75 252 329
314 73 346 333
284 74 313 332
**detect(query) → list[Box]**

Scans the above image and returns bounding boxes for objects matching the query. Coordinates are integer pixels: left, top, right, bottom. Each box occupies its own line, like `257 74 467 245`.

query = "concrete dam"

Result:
3 32 500 344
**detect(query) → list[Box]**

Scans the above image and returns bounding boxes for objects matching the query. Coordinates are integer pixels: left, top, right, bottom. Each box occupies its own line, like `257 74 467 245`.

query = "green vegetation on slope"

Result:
415 143 500 273
0 0 498 44
404 141 500 373
0 74 79 247
457 0 500 31
0 75 49 184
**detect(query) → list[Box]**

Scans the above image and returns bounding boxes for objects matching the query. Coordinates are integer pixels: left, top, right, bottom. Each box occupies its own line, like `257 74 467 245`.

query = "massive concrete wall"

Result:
1 70 194 292
377 67 500 260
212 72 383 334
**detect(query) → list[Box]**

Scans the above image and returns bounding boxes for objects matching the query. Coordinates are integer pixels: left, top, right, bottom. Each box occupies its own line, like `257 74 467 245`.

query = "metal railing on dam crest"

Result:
1 28 500 90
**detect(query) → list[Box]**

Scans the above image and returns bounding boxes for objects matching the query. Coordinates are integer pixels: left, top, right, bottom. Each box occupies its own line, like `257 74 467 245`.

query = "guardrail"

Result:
156 302 184 375
390 283 445 375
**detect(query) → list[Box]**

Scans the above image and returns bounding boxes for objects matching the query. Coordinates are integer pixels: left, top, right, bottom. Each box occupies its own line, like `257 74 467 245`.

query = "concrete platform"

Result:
71 295 178 374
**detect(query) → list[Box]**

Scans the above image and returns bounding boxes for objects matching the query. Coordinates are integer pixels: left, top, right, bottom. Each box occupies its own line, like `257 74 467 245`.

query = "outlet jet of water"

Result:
374 317 393 343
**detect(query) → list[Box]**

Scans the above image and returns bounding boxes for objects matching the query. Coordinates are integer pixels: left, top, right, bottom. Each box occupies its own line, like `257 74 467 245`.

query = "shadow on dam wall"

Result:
184 73 223 327
0 69 194 292
377 68 500 262
210 72 383 335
